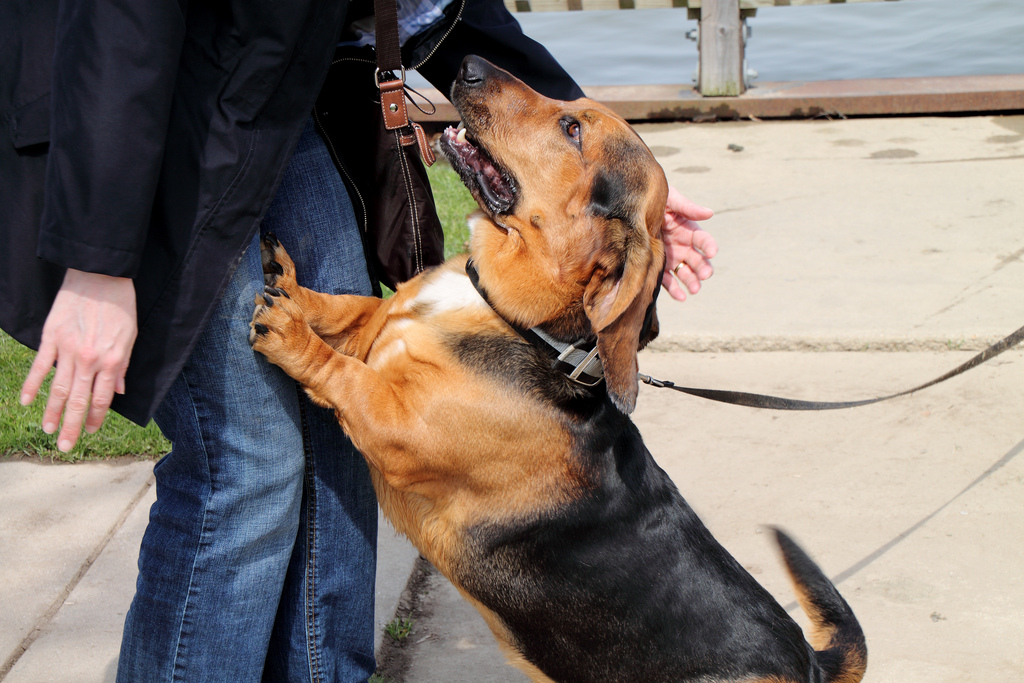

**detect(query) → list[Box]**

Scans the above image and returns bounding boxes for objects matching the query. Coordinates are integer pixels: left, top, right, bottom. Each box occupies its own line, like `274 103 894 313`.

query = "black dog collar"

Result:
465 260 604 387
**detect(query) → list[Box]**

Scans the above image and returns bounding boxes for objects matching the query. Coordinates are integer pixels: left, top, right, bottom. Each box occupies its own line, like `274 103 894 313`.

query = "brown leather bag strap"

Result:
372 0 436 164
373 0 403 77
378 77 408 130
374 0 408 130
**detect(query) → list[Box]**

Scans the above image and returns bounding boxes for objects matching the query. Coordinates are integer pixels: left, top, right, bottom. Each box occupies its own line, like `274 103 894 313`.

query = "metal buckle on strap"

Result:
374 66 406 86
563 345 603 386
550 337 603 387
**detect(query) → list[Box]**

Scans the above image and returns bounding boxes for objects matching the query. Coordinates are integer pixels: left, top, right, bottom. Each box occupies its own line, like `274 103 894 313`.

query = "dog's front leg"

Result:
259 233 383 353
249 289 429 489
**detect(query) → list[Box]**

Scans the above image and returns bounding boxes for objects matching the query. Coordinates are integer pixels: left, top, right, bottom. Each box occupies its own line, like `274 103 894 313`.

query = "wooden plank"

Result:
410 75 1024 123
505 0 897 10
698 0 744 96
689 0 900 7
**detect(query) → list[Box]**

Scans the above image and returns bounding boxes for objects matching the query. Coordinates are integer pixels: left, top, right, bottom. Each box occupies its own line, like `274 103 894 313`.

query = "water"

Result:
411 0 1024 88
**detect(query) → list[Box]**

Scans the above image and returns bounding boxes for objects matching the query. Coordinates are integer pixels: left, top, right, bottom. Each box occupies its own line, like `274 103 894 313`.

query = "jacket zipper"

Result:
411 0 465 71
312 107 369 235
330 0 466 70
393 129 425 273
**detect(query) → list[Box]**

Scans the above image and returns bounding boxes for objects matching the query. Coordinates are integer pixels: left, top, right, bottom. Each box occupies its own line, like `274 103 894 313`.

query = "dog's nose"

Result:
457 56 488 88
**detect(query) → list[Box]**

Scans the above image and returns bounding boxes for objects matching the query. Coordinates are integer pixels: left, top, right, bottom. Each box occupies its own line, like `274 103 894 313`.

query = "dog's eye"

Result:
561 118 582 148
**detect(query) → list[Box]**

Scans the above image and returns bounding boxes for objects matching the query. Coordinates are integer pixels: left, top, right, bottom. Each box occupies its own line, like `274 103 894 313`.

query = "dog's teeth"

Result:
457 121 466 131
456 127 467 144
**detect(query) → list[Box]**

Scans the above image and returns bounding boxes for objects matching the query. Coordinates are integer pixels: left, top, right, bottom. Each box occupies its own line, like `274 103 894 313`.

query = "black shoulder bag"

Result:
314 0 445 292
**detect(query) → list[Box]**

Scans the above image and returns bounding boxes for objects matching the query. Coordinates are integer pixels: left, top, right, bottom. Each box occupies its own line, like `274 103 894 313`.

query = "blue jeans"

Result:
118 119 378 682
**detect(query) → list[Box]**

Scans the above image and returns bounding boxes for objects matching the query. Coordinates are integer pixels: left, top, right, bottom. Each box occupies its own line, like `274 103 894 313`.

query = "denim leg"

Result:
118 118 377 683
261 120 378 683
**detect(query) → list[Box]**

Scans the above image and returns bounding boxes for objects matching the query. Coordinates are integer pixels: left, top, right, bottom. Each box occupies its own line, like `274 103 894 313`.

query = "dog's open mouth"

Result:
440 124 516 215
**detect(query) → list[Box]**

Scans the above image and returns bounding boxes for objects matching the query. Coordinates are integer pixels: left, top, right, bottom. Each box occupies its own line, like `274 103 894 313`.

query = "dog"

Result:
249 55 867 683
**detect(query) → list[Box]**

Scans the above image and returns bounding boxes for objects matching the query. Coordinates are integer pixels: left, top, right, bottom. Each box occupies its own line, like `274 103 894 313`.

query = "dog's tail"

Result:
772 527 867 683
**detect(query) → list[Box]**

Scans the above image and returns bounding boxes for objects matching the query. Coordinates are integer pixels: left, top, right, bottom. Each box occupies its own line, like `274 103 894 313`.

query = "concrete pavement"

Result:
2 113 1022 682
0 462 420 682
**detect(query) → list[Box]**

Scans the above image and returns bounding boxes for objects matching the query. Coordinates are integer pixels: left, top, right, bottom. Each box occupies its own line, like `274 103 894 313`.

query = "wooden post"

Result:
698 0 744 97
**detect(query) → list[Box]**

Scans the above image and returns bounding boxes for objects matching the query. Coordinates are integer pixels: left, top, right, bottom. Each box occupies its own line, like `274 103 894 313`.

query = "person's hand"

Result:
20 269 138 452
661 186 717 301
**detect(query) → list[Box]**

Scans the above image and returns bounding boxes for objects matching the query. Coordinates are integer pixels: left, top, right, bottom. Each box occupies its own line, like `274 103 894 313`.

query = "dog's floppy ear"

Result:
584 213 663 415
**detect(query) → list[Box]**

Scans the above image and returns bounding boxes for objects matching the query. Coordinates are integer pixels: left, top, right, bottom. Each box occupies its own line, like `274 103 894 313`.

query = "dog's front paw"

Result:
261 233 298 292
249 284 312 373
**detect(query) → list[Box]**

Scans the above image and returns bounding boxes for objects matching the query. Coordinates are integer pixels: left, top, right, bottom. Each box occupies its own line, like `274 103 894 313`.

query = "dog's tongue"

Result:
443 126 514 206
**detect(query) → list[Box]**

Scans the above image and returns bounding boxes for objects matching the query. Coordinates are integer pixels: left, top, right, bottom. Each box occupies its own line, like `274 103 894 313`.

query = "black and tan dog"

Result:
249 56 866 683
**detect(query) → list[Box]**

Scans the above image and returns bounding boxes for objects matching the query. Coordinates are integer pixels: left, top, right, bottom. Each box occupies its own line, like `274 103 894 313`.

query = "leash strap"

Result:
465 258 1022 410
639 323 1024 411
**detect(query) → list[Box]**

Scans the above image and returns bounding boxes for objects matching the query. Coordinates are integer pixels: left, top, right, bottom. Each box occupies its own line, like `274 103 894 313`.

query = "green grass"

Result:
383 616 414 641
0 163 477 463
0 332 169 462
428 159 478 259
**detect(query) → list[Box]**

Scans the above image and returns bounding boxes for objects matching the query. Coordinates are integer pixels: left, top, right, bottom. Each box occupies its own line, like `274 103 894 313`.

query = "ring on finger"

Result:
673 262 684 275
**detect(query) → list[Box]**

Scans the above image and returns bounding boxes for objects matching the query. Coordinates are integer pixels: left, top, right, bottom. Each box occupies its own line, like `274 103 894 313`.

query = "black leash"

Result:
464 258 1022 411
639 324 1024 411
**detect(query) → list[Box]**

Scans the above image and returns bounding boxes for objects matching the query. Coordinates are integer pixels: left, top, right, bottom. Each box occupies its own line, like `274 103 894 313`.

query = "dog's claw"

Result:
263 233 279 248
268 261 284 275
265 285 289 298
253 323 269 336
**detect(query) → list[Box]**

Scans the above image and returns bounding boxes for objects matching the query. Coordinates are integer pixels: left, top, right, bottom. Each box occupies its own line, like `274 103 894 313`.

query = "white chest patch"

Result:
412 269 488 315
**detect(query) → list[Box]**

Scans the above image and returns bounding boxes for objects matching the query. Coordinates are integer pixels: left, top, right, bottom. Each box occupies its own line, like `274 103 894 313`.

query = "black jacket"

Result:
0 0 581 425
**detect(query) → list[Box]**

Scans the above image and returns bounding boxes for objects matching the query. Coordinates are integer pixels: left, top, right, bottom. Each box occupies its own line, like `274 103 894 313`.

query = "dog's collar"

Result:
465 260 604 387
